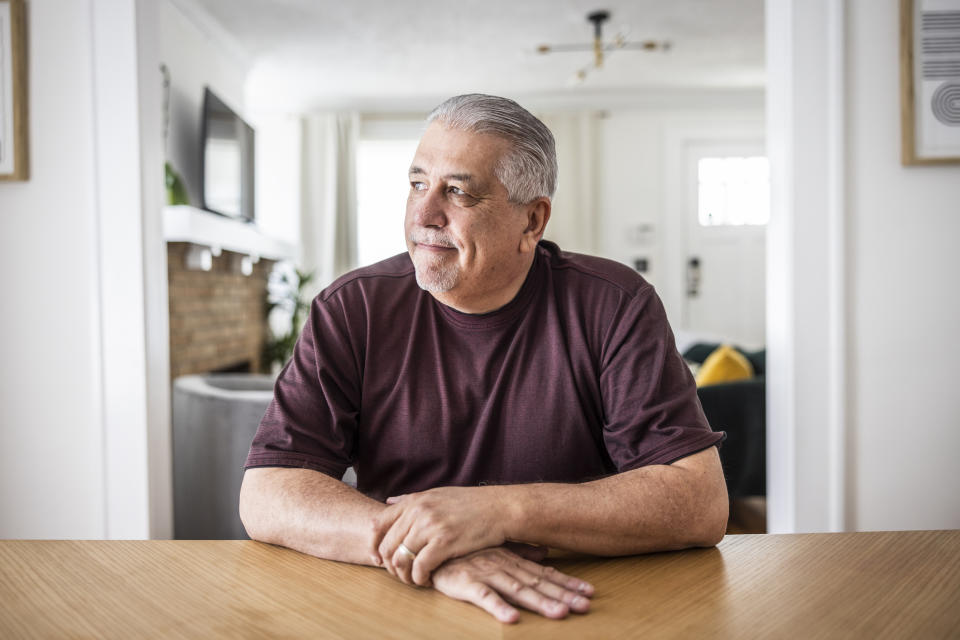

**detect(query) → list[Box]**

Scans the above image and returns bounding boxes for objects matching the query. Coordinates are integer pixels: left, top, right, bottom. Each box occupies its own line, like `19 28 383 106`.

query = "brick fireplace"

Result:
167 242 275 378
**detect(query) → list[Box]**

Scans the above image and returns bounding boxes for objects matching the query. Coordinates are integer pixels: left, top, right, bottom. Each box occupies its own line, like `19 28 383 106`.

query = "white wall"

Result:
539 112 601 257
767 0 959 533
0 0 220 540
0 0 106 537
160 0 248 209
846 0 960 530
252 113 302 250
162 1 300 250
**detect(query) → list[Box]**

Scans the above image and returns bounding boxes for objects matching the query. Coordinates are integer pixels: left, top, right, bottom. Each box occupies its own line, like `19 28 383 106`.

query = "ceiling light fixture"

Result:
537 10 671 84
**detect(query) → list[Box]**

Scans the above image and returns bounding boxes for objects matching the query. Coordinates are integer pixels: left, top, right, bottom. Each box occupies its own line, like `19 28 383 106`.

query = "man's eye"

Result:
410 181 426 191
448 186 465 195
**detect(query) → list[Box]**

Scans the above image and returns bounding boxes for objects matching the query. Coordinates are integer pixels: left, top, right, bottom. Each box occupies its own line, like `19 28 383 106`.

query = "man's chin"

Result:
413 266 459 294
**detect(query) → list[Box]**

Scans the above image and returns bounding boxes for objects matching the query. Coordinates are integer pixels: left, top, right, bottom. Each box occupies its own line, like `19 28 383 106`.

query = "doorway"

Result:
681 141 768 349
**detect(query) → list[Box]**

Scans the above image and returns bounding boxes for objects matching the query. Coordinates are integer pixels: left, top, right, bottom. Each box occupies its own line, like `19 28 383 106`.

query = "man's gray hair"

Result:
427 94 557 204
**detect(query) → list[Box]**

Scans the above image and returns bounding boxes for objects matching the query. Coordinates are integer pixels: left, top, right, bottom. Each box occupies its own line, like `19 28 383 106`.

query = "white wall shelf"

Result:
163 205 296 262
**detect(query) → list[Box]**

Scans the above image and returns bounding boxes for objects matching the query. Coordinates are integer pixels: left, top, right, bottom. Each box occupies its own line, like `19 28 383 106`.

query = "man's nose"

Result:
411 187 448 228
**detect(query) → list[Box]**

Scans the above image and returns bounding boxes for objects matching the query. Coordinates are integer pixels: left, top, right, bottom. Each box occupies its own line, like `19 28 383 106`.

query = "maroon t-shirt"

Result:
246 241 723 501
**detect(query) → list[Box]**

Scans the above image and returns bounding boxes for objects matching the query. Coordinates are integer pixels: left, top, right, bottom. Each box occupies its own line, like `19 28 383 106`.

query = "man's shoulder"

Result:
539 241 652 300
318 253 416 304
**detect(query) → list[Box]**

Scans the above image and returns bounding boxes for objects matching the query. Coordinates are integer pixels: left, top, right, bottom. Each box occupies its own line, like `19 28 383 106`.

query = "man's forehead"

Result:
410 124 507 184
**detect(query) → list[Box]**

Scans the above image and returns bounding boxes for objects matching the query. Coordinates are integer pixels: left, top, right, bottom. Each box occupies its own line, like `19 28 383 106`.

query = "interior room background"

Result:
0 0 957 540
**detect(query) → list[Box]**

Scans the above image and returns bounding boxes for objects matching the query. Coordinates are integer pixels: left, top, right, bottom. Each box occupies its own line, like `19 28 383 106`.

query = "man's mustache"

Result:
409 231 458 249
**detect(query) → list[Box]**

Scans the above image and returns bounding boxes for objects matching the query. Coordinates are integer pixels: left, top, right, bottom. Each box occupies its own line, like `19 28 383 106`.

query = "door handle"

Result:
687 257 701 297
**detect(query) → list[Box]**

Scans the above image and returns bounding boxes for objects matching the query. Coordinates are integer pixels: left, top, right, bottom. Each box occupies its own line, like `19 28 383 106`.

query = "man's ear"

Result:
519 198 551 253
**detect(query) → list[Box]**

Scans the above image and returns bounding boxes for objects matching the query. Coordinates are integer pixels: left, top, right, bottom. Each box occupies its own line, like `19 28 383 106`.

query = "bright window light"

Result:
697 156 770 226
356 139 419 266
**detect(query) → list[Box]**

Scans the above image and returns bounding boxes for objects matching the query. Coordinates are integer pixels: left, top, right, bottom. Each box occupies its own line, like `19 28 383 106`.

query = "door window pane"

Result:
697 156 770 226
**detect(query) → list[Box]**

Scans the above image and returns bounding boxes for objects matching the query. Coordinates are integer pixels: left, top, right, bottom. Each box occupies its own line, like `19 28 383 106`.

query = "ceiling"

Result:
179 0 765 111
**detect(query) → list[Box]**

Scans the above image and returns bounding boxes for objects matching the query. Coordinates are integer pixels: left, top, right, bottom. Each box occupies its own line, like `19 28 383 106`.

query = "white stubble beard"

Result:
412 250 460 293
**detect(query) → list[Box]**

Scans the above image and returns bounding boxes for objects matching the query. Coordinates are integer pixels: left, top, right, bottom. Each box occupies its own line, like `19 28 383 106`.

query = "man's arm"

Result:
372 445 728 586
239 467 595 621
239 467 385 566
506 446 728 554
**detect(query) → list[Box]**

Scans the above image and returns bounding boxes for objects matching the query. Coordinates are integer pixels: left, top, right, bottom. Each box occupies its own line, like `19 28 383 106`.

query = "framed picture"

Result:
0 0 27 181
900 0 960 165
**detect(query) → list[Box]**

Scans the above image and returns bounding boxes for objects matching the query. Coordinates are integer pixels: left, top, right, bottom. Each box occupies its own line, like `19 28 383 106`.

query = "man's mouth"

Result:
410 233 457 252
418 242 456 252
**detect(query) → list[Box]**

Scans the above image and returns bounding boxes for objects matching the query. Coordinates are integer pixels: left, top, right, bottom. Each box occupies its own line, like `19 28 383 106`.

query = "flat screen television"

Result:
200 87 255 223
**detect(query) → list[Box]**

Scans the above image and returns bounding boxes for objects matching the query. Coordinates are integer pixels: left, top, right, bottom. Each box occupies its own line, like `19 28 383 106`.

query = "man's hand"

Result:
431 547 594 624
370 486 508 585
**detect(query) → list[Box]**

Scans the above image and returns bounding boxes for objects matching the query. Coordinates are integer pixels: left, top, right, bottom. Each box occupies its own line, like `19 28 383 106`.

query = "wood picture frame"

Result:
900 0 960 165
0 0 27 181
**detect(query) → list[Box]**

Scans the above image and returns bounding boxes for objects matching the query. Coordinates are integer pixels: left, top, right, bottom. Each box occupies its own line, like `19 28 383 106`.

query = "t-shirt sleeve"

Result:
599 285 724 471
244 295 361 480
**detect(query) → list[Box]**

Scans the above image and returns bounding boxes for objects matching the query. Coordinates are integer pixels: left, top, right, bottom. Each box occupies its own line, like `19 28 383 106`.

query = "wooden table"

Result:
1 531 958 638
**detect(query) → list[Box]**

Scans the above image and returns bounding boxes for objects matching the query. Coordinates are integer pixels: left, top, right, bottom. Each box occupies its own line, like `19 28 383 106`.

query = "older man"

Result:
240 94 727 624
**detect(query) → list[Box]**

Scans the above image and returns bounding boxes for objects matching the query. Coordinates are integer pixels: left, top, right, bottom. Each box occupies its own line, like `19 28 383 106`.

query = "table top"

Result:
1 531 958 639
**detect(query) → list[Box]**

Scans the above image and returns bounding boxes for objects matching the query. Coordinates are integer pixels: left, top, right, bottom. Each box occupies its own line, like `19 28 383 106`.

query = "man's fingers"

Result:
411 540 450 586
376 511 414 577
484 571 571 619
474 584 521 624
503 565 591 613
391 542 418 584
431 548 595 623
435 575 520 624
385 494 408 505
369 504 403 565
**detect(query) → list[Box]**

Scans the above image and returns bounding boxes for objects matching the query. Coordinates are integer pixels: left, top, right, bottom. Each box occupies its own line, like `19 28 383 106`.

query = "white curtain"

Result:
537 111 602 255
300 111 360 298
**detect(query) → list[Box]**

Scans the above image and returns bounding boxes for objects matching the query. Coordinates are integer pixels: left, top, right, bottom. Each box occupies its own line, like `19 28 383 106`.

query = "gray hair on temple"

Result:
426 94 558 204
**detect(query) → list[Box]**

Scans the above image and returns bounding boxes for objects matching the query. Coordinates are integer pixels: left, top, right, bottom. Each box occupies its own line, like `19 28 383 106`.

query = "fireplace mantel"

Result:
163 205 296 262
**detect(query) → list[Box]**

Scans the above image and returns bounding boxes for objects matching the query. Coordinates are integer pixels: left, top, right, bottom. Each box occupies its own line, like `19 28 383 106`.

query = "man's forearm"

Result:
500 447 728 555
240 467 595 622
239 467 385 566
372 446 729 586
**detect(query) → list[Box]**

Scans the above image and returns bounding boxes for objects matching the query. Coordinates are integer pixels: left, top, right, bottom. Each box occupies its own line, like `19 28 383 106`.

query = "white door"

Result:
680 141 768 349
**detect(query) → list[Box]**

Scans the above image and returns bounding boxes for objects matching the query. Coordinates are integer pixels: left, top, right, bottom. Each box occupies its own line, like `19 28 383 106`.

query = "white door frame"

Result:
765 0 848 533
93 0 173 539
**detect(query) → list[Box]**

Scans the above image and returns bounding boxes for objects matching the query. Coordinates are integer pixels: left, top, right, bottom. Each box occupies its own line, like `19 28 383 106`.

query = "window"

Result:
697 156 770 226
355 138 419 266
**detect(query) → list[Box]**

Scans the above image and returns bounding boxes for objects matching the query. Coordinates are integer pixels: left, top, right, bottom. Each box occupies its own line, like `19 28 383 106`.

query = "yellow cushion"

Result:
695 344 754 387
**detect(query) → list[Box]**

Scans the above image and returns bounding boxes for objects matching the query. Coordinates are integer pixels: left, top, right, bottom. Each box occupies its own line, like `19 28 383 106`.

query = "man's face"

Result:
404 123 533 308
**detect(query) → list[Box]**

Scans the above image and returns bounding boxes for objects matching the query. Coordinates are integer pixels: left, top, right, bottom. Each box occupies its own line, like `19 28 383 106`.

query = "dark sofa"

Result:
682 343 766 498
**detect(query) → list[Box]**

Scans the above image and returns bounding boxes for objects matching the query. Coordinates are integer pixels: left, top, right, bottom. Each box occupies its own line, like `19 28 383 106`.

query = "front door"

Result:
681 141 768 348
